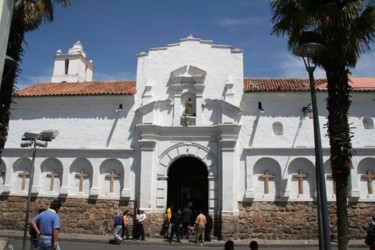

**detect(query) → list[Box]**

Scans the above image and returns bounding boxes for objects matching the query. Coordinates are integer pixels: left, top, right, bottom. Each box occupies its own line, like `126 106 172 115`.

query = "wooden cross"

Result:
361 170 375 194
293 169 309 195
47 169 60 191
259 170 275 194
75 169 90 192
18 170 31 191
105 170 120 193
327 173 336 194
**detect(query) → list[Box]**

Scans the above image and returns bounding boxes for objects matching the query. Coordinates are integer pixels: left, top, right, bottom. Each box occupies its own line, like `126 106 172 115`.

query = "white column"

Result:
89 162 100 196
219 140 238 214
59 158 74 195
139 140 157 209
208 176 217 212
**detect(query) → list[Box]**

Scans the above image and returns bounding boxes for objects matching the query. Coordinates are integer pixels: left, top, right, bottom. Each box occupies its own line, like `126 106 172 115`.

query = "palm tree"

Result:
270 1 375 249
0 0 69 158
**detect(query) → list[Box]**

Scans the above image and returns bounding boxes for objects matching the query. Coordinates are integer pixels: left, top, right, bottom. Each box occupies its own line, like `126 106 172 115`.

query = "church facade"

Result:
1 36 374 240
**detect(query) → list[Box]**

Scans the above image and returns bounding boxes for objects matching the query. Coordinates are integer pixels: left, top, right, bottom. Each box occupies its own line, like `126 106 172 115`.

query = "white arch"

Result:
157 142 217 177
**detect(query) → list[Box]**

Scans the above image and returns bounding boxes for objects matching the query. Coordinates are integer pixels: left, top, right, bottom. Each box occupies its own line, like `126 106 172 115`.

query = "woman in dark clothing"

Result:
169 208 182 243
181 204 193 239
204 211 213 241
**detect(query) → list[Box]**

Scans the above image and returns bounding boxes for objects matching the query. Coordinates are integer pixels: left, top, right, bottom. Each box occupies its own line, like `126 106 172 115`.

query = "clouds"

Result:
215 17 268 27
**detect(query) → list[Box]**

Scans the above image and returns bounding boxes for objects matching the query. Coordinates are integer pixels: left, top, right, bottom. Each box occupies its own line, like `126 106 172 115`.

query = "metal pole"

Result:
22 141 37 250
307 67 331 250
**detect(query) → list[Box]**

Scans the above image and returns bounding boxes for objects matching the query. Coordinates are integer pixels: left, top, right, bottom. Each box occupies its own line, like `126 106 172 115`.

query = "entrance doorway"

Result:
167 157 208 212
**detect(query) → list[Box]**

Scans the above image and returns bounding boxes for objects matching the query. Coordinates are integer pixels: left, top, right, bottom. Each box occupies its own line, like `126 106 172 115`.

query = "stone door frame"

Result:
156 142 218 212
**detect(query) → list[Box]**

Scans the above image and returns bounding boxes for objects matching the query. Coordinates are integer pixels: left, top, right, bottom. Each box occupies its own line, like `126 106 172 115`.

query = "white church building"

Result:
0 36 374 240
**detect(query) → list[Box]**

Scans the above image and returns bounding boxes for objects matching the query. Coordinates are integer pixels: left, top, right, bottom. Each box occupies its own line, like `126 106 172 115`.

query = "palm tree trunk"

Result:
326 65 352 250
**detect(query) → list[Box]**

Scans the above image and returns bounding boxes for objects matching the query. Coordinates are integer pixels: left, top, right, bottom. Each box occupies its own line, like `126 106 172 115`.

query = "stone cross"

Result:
259 170 275 194
293 169 309 195
18 170 31 191
327 173 336 194
47 169 60 191
75 169 90 192
361 170 375 194
105 170 120 193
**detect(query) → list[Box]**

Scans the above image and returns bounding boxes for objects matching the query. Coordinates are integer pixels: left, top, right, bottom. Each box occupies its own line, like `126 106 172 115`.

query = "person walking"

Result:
134 210 146 240
204 211 212 241
366 215 375 250
169 208 182 243
112 211 123 244
121 210 130 240
166 204 174 239
181 203 193 240
30 208 46 250
194 210 206 243
30 199 62 250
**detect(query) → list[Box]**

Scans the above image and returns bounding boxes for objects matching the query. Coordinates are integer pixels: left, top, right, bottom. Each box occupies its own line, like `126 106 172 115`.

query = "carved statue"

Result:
185 98 193 115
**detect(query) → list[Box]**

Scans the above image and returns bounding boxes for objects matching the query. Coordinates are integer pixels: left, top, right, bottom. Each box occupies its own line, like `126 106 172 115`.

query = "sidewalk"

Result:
0 230 367 249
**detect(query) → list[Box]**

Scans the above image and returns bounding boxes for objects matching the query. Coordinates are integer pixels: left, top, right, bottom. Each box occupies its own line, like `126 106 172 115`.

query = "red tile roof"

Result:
14 77 375 97
244 77 375 92
15 81 136 97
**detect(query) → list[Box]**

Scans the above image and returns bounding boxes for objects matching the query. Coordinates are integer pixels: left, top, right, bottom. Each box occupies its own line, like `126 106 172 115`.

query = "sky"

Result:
17 0 375 89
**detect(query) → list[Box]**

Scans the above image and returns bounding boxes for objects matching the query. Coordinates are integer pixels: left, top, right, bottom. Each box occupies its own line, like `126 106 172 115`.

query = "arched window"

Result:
273 122 283 135
363 117 374 129
65 59 69 75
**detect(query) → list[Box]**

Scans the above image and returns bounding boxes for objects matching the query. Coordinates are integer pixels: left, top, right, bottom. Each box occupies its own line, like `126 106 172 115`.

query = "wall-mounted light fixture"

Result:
302 103 313 119
115 104 123 112
258 102 264 113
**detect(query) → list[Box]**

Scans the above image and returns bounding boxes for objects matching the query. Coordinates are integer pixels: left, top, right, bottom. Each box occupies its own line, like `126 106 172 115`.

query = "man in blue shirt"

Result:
30 199 62 250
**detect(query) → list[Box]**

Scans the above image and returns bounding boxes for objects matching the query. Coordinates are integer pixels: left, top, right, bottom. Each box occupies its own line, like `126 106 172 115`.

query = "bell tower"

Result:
51 41 94 83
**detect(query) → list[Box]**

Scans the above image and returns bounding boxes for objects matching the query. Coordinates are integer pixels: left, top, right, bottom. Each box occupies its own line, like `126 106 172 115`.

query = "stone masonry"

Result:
0 196 373 240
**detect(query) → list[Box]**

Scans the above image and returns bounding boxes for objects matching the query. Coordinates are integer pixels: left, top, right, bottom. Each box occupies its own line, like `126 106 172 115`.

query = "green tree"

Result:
0 0 69 158
270 0 375 249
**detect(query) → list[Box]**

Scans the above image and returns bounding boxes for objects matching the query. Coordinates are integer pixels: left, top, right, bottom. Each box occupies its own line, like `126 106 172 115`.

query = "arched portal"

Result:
167 157 208 212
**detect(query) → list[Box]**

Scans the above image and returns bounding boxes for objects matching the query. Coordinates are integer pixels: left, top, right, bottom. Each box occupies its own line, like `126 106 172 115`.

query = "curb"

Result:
0 230 368 248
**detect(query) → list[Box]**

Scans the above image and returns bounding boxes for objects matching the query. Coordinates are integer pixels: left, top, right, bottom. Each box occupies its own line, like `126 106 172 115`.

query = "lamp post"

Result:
293 43 331 250
20 130 58 250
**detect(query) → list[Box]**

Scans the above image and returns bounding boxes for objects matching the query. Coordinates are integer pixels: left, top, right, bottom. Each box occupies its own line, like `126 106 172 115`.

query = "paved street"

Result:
7 238 367 250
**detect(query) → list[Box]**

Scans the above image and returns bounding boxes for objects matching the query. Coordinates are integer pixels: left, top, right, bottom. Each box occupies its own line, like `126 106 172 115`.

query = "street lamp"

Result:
20 130 58 250
293 43 331 250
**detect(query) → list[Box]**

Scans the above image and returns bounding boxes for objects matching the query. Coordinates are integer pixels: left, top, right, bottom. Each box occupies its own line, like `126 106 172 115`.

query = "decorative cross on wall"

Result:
75 169 90 192
47 169 60 192
259 170 275 194
105 170 120 193
18 170 31 191
293 169 309 195
361 170 375 194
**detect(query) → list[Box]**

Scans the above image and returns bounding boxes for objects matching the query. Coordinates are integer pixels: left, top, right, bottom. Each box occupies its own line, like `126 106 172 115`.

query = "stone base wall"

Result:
0 196 373 240
237 201 374 240
0 196 135 235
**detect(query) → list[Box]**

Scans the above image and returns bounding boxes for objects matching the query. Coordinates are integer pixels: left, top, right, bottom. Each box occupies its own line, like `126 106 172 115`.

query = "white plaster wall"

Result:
1 37 375 206
136 37 243 108
7 95 136 149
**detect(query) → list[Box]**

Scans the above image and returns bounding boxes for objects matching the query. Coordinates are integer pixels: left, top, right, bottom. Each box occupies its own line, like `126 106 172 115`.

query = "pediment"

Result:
170 65 206 84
